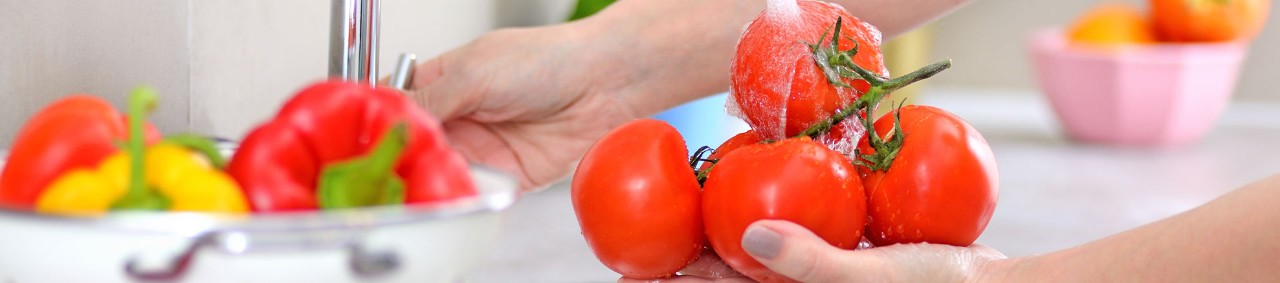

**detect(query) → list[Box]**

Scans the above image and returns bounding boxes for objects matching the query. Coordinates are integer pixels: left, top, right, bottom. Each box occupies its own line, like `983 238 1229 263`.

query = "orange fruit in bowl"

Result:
1068 3 1157 45
1150 0 1271 42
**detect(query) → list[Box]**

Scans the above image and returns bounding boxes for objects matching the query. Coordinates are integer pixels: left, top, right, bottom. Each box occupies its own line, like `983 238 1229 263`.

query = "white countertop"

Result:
468 88 1280 282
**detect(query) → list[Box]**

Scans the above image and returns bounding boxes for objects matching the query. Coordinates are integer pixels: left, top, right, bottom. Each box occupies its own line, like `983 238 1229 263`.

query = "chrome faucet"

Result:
329 0 416 89
329 0 380 85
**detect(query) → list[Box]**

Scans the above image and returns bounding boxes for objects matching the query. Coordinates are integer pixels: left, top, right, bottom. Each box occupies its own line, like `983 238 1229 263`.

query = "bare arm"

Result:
833 0 973 37
409 0 972 189
586 0 974 115
738 173 1280 282
984 173 1280 281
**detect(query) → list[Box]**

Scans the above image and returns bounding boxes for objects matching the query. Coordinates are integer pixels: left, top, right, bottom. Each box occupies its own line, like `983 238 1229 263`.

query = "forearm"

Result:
579 0 972 117
830 0 973 37
579 0 763 117
986 173 1280 281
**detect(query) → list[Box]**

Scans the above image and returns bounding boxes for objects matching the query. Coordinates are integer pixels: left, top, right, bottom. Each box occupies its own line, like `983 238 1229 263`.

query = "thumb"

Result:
742 220 882 282
407 49 477 121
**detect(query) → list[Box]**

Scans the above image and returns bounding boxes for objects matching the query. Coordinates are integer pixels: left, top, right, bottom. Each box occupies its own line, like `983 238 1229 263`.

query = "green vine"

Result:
794 17 952 172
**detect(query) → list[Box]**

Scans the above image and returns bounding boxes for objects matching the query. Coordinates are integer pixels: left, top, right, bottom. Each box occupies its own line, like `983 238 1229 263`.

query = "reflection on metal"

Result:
330 0 381 85
390 53 417 90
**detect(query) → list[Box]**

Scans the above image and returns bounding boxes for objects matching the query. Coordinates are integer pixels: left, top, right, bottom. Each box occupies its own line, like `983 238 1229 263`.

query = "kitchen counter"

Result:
469 88 1280 282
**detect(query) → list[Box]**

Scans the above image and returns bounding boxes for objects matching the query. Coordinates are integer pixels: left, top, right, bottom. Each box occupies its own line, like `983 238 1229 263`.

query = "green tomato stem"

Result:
795 16 952 142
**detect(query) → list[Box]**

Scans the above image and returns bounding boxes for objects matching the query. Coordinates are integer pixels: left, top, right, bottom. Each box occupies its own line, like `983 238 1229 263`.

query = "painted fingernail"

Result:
742 225 783 260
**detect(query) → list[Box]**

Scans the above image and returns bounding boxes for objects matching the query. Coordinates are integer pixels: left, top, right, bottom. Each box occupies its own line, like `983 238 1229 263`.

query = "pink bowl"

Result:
1028 28 1248 147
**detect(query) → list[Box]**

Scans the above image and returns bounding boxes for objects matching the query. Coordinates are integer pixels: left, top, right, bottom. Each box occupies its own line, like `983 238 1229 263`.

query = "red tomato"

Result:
702 137 866 283
571 119 704 279
698 130 764 172
860 105 999 247
1151 0 1270 42
730 0 887 140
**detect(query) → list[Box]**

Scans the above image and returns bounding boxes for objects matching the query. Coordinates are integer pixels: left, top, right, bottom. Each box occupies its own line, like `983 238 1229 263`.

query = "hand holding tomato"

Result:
613 219 1007 283
702 137 867 283
573 0 996 281
737 220 1007 283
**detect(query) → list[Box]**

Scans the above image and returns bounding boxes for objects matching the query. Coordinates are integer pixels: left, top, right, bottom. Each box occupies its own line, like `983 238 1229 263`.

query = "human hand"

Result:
620 220 1007 282
616 250 751 283
406 0 767 190
406 23 644 190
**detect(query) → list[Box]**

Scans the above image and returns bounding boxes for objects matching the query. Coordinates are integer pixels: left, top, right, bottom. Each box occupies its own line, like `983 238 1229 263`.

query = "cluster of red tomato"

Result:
571 1 999 282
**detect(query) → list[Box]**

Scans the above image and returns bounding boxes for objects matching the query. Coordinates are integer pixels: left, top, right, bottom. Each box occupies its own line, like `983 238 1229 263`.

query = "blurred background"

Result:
2 0 1275 146
2 1 1279 280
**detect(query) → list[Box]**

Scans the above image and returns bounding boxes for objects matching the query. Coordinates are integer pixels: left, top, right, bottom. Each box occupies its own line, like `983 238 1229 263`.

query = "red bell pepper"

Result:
227 80 476 212
0 95 159 208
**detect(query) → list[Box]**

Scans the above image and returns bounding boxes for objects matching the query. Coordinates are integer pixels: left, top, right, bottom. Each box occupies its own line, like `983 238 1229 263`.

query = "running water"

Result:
727 0 887 156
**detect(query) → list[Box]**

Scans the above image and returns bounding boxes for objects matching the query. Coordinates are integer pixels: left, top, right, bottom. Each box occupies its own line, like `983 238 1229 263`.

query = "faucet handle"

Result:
389 53 417 90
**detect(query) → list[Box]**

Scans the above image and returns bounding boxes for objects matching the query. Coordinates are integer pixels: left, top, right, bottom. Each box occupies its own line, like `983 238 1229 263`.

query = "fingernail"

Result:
742 225 783 260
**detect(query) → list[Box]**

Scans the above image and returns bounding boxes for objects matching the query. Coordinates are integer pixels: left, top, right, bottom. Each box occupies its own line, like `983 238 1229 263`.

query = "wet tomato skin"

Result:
571 119 705 279
702 137 866 283
860 105 999 247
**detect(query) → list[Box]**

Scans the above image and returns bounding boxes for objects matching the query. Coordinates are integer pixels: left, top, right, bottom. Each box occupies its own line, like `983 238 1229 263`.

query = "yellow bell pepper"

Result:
34 167 122 216
36 142 248 216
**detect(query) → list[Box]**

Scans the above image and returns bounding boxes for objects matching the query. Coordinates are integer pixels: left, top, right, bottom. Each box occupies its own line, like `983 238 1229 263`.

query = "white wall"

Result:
0 0 191 148
186 0 501 141
2 0 1275 147
0 0 512 147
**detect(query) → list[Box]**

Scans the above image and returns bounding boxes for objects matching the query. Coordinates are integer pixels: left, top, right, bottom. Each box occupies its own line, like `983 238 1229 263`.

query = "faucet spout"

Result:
330 0 380 85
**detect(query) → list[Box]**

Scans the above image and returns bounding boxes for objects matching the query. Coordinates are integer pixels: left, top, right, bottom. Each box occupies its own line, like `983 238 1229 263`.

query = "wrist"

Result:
970 253 1061 283
577 0 765 117
968 256 1021 283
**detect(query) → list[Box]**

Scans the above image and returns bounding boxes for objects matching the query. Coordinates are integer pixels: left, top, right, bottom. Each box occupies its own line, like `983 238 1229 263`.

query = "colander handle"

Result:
123 230 400 281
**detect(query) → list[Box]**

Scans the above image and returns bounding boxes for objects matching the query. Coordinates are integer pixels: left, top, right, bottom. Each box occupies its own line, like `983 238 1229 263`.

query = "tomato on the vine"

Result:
702 137 866 283
571 119 704 279
858 105 999 247
730 0 887 141
698 130 764 172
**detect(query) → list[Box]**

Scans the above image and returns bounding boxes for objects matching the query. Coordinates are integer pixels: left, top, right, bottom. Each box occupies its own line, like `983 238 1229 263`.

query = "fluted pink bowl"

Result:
1028 28 1248 147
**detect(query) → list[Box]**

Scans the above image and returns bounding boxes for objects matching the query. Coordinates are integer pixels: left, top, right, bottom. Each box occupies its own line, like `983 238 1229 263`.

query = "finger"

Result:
616 276 709 283
742 220 881 282
966 243 1008 260
679 249 746 279
440 119 534 189
617 275 754 283
407 48 478 121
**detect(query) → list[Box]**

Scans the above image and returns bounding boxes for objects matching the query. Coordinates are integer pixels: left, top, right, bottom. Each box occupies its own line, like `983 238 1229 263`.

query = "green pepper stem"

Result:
127 87 155 195
163 135 228 169
363 124 408 176
111 86 169 211
317 122 409 209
